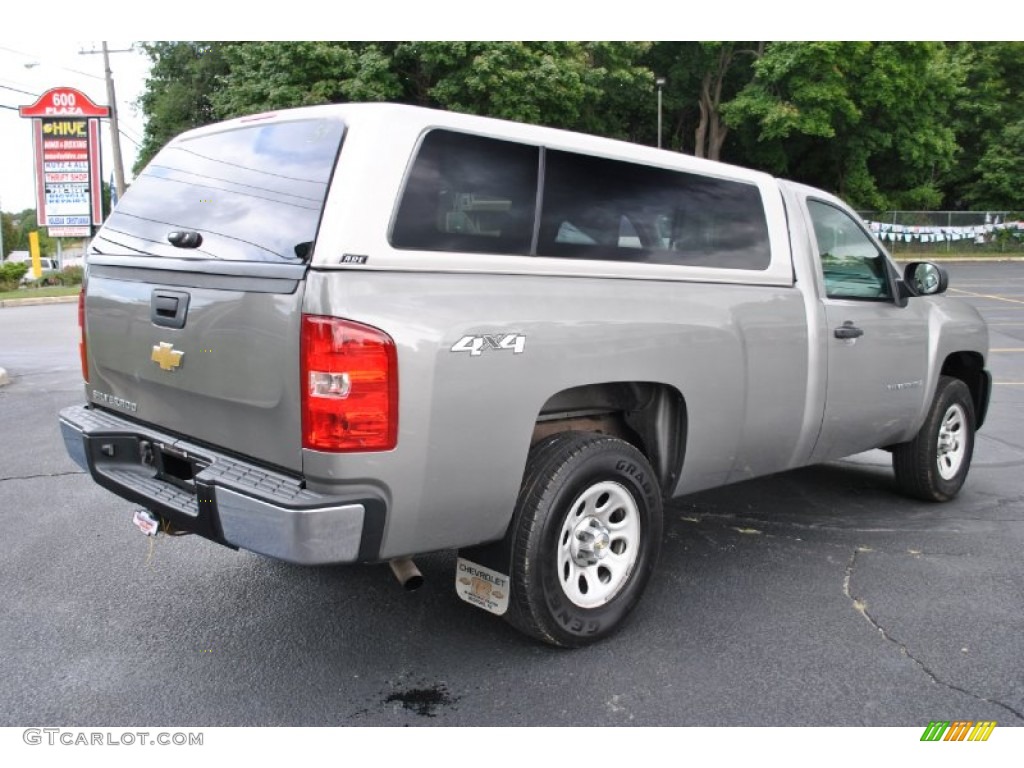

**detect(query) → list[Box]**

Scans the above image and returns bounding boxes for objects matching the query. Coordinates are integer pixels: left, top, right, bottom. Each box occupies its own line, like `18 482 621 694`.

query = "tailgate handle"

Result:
151 290 190 329
154 296 178 316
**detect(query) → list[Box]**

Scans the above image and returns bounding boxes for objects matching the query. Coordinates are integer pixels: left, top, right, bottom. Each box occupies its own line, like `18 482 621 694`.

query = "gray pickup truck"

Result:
60 104 990 646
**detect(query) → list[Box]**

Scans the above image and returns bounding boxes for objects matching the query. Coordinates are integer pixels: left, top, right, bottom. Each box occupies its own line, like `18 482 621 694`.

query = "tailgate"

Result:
81 115 346 472
84 261 306 471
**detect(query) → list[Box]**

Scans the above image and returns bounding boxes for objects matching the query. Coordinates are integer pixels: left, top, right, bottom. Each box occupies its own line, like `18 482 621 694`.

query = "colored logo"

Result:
920 721 996 742
151 342 184 371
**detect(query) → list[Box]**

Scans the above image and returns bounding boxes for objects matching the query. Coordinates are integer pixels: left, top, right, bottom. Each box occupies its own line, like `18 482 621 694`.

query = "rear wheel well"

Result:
532 382 686 494
940 352 989 428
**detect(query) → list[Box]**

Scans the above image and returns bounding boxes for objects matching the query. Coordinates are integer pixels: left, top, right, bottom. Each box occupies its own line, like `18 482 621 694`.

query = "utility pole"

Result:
80 42 132 199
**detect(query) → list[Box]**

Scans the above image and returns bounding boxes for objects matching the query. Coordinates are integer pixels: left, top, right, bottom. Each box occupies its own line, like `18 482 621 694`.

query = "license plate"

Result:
132 508 160 537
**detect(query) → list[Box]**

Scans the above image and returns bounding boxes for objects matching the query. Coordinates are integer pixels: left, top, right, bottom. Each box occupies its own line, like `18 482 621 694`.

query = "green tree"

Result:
0 209 54 258
641 42 763 158
1 211 15 260
211 41 653 141
212 42 401 118
134 41 229 173
428 42 601 127
946 42 1024 209
691 42 764 161
101 179 112 220
405 42 652 138
966 120 1024 210
558 41 654 141
724 42 961 209
130 40 1023 213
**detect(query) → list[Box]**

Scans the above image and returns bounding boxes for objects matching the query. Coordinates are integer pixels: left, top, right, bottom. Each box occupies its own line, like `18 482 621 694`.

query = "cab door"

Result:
806 199 930 462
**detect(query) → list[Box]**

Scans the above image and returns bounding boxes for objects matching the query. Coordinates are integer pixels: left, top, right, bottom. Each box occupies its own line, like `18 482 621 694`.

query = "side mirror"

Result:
903 261 948 296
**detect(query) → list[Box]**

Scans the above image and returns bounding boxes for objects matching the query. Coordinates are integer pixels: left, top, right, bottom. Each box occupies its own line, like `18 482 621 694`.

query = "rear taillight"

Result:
78 288 88 383
301 315 398 452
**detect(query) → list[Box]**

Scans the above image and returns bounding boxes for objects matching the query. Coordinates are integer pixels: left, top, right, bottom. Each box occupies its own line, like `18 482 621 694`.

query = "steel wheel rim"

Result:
557 480 641 608
936 403 967 480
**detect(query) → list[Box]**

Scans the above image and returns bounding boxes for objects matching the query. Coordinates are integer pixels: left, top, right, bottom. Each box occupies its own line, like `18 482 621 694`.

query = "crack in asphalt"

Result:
843 547 1024 723
0 470 86 482
677 515 976 559
681 509 1024 532
683 512 914 535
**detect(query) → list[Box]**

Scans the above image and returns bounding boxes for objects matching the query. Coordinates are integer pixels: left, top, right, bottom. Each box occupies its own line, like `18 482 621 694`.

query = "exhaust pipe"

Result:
389 557 424 591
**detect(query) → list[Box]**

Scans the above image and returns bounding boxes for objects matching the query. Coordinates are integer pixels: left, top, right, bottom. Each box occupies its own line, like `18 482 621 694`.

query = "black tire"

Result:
892 376 976 502
505 432 663 647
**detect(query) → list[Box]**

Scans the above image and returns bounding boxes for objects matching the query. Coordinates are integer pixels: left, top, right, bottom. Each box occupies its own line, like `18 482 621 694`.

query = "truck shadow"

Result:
93 455 990 725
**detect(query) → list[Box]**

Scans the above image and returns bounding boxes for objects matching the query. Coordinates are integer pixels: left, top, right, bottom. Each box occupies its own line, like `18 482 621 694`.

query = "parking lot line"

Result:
949 288 1024 305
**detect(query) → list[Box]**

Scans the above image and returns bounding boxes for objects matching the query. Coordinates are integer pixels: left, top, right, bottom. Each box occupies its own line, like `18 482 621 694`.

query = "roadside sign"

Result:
47 226 92 238
19 88 109 236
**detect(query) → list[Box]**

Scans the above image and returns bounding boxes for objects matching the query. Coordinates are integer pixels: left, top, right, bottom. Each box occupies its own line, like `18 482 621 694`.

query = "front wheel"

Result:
892 376 976 502
505 432 662 647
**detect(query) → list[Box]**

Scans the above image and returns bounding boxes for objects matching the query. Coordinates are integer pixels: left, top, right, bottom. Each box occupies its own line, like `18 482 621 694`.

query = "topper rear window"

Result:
95 118 345 262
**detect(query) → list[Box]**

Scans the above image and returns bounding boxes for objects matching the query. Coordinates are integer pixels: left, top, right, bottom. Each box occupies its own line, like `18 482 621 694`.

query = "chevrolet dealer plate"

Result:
455 558 509 615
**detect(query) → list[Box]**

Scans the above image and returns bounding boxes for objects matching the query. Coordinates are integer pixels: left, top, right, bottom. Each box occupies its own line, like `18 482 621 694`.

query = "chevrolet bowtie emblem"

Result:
151 342 184 371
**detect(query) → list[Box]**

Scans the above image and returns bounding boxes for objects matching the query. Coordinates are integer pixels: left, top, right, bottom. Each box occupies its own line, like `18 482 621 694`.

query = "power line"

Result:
119 124 143 142
0 44 34 58
0 84 38 97
104 123 140 148
0 44 105 81
79 45 135 55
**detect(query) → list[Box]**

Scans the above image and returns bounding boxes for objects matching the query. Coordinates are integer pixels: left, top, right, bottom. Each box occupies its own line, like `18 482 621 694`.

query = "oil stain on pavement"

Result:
383 683 459 718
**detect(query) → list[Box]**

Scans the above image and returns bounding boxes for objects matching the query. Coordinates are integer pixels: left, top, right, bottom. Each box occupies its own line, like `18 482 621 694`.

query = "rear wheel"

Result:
505 432 662 647
892 376 975 502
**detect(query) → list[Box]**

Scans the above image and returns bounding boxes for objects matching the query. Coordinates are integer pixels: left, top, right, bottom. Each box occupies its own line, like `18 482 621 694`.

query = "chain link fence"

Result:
858 211 1024 255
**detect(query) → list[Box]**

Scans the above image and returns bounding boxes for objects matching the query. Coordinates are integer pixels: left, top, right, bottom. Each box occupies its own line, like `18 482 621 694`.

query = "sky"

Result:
0 41 150 214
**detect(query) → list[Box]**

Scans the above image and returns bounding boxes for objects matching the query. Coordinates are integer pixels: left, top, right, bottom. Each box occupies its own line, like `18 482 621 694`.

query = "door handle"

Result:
834 321 864 340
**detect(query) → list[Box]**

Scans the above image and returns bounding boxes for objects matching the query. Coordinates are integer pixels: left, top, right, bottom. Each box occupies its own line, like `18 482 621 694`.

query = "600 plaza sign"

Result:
19 87 109 237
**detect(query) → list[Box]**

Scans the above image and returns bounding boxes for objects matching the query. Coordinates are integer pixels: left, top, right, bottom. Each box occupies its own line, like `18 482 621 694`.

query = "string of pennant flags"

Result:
863 218 1024 243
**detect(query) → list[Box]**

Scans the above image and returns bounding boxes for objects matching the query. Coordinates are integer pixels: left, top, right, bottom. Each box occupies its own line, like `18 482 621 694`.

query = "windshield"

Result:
95 117 345 262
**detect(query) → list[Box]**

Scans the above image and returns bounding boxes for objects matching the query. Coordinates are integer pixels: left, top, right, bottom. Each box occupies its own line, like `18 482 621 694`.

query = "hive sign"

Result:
19 87 109 238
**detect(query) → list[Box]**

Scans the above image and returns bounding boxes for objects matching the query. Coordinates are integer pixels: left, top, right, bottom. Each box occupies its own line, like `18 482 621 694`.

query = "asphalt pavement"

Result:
0 294 76 385
0 264 1022 728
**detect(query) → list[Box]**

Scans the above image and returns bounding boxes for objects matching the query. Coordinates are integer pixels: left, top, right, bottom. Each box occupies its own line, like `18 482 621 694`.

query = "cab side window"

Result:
538 149 771 270
808 200 891 300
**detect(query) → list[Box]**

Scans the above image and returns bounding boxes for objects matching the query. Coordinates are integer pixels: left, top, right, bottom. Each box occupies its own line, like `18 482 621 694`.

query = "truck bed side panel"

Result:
302 270 810 558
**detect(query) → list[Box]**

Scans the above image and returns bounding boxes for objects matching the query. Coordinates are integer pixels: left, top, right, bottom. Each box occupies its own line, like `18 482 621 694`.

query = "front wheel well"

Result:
940 352 990 428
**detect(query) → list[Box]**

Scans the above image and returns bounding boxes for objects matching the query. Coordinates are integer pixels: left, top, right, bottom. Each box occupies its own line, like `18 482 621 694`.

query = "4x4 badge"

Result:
151 342 184 371
451 334 526 357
